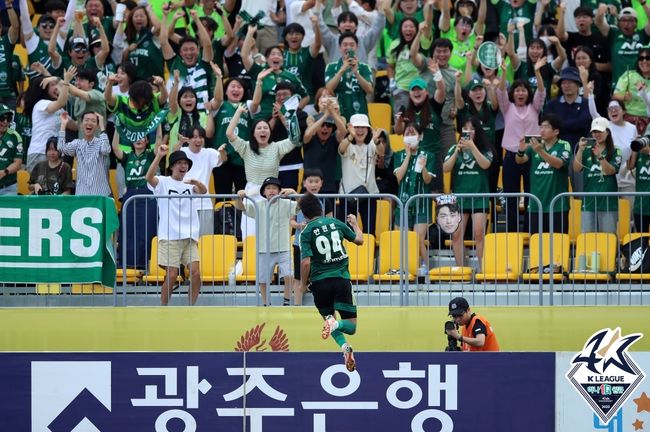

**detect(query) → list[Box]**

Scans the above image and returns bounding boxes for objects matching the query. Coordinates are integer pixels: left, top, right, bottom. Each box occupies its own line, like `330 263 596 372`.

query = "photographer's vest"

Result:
461 313 500 352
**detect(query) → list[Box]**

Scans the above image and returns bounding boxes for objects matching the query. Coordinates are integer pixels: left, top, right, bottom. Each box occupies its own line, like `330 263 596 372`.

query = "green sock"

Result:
337 320 357 335
331 330 347 348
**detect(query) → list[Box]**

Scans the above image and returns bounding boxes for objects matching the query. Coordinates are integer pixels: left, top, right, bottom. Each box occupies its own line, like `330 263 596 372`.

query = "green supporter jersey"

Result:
445 145 493 211
213 101 249 166
0 129 23 187
581 147 622 212
166 57 214 110
387 40 419 91
525 139 572 213
108 94 162 152
0 34 16 97
614 70 650 117
300 216 357 282
120 149 155 188
634 152 650 216
12 113 30 160
283 46 315 94
393 149 435 219
414 99 444 156
126 30 165 79
166 109 209 150
388 10 424 40
456 102 498 147
324 59 373 121
441 21 477 73
26 37 61 80
608 27 650 85
248 63 308 120
492 0 536 47
3 54 24 99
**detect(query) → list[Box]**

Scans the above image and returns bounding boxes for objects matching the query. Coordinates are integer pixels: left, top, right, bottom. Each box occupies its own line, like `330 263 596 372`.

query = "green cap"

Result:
466 79 484 91
409 77 428 91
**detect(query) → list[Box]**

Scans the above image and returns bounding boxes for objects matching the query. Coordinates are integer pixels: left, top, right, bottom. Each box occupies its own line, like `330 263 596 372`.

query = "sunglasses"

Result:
40 23 55 29
73 46 88 53
639 55 650 61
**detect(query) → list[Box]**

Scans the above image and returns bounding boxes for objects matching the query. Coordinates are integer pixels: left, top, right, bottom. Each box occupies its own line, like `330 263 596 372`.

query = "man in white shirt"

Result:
146 146 208 306
178 125 227 236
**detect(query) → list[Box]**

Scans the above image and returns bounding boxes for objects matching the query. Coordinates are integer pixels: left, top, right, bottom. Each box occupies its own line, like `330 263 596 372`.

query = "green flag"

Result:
0 196 119 287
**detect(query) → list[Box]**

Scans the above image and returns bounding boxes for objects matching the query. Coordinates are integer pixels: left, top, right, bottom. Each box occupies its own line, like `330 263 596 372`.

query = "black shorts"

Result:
293 244 301 279
310 277 357 319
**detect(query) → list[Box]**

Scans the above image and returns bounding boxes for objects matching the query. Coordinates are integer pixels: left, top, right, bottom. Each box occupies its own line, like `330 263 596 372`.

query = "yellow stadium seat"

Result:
36 283 61 295
17 170 30 195
198 234 238 282
373 230 418 282
71 284 113 294
618 198 631 242
568 233 617 282
116 268 143 283
236 235 257 282
568 198 581 244
367 102 392 132
429 266 473 282
345 233 375 281
375 199 392 246
389 134 404 152
521 233 570 282
475 233 525 282
141 236 183 284
616 233 650 281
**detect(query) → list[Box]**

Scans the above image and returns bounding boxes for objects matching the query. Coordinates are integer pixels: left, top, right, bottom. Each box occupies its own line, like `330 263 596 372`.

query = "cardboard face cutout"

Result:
436 195 462 234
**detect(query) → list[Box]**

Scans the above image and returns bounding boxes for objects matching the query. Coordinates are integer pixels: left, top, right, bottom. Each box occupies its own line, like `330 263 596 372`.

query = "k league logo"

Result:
566 328 645 424
31 361 112 431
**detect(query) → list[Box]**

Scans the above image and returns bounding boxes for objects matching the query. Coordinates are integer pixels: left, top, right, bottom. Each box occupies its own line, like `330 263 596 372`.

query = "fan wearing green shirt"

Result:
282 18 322 95
516 114 572 234
324 32 374 121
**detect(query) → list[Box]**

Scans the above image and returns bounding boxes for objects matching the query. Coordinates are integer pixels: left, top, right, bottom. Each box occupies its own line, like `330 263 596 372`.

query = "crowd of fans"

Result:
1 0 650 272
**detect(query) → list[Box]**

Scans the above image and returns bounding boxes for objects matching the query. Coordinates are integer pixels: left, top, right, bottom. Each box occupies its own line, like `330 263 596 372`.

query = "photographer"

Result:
445 297 500 352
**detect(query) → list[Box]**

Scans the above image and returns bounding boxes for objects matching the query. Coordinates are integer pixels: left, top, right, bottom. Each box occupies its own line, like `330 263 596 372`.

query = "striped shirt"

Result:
58 131 112 196
229 136 298 185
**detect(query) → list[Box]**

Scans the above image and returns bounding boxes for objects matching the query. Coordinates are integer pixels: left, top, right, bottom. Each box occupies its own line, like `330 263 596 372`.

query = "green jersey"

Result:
324 59 373 121
166 57 213 110
4 54 24 99
387 40 419 91
26 37 60 80
388 10 424 39
12 112 30 161
492 0 536 47
414 99 444 156
608 27 650 85
0 129 23 188
445 145 493 211
213 101 249 166
634 152 650 216
126 30 165 79
283 46 315 94
525 139 572 213
249 63 308 120
456 102 498 147
108 94 163 152
614 70 650 116
441 21 477 73
581 147 622 212
120 149 155 188
393 149 435 219
0 34 16 97
300 216 357 282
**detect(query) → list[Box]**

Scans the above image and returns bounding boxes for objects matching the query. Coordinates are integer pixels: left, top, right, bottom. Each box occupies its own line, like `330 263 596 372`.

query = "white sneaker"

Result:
321 315 337 339
418 265 428 277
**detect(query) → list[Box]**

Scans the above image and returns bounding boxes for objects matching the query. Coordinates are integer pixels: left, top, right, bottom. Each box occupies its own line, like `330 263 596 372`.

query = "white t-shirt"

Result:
29 99 62 156
610 120 638 189
339 142 379 194
148 176 202 241
181 147 224 210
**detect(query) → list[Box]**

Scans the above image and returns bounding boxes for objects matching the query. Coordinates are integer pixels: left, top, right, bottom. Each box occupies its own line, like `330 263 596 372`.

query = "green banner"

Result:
114 108 169 145
0 196 119 287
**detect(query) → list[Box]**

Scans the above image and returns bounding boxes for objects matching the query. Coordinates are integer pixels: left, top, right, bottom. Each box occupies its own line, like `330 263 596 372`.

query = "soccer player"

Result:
298 192 363 371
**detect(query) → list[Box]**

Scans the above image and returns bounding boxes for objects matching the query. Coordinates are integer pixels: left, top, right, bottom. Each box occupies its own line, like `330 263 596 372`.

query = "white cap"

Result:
591 117 609 132
349 114 371 128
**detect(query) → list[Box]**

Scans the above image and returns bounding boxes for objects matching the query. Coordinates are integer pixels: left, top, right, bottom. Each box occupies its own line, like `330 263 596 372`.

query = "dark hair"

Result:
303 168 324 181
454 0 477 21
45 0 66 13
403 121 423 135
338 31 358 46
405 87 432 131
118 61 138 84
178 36 199 49
45 136 59 153
313 87 331 113
540 113 563 131
527 38 549 67
460 84 491 126
507 79 534 105
224 77 249 102
275 81 295 94
337 11 358 27
283 23 306 39
455 15 474 29
125 6 151 41
462 116 494 155
537 26 559 57
574 6 594 18
637 48 650 75
24 76 55 118
197 16 217 34
129 80 154 110
574 45 596 74
391 17 419 57
299 192 324 219
249 119 270 155
264 45 284 58
177 87 201 133
181 124 207 139
432 38 453 52
76 68 97 86
360 0 377 9
81 111 100 123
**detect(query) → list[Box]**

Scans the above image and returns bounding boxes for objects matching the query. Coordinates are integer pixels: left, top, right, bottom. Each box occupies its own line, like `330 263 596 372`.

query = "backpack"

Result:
214 203 243 240
619 236 650 273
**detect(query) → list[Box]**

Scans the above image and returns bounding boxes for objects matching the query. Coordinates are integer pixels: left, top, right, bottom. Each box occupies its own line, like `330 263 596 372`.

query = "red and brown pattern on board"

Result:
234 323 290 352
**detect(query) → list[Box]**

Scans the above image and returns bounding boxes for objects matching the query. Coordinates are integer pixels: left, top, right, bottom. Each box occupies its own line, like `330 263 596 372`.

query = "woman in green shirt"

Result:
613 48 650 135
387 17 420 111
573 117 622 234
443 116 493 267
